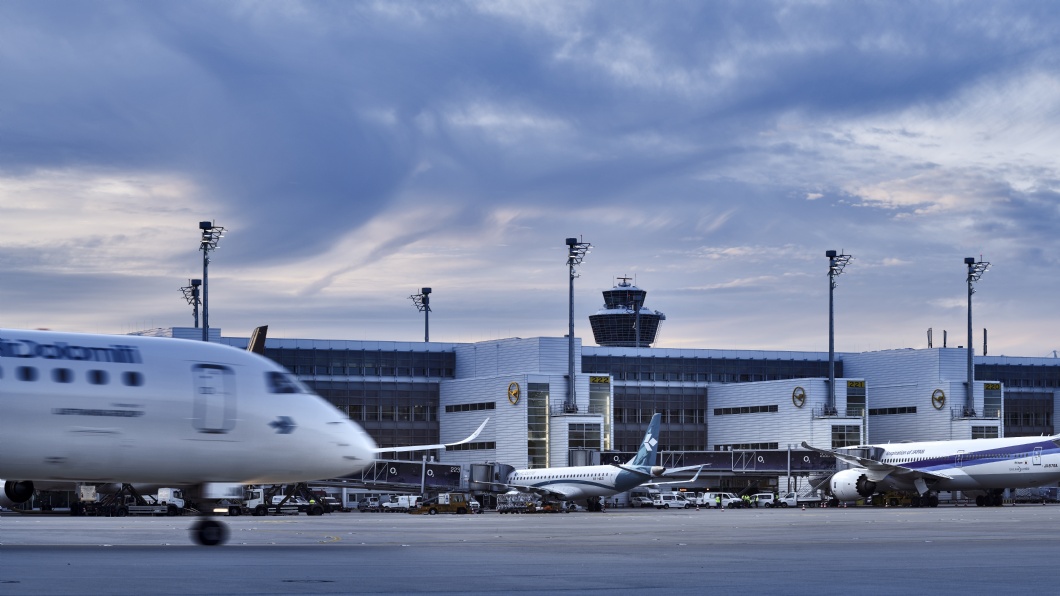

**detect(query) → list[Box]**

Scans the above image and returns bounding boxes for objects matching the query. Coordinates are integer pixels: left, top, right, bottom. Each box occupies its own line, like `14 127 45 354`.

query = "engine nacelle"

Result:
829 469 876 502
3 480 35 505
651 466 666 477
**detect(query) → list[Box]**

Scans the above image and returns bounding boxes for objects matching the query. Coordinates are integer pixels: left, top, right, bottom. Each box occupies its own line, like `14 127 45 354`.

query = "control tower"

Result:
589 277 666 347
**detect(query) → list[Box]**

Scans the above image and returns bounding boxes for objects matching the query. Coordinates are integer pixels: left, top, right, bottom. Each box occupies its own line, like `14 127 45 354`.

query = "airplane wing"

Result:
502 483 580 501
375 418 489 454
800 441 951 482
645 466 703 487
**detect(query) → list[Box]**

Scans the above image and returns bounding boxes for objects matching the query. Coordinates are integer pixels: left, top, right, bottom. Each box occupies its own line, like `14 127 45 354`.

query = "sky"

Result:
1 1 1059 357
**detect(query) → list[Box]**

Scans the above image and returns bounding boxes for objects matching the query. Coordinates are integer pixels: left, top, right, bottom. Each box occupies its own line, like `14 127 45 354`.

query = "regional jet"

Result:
0 328 485 544
802 434 1060 506
488 413 702 511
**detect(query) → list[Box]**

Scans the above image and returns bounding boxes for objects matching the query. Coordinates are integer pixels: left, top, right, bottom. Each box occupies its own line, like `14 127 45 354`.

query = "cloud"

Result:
1 2 1059 356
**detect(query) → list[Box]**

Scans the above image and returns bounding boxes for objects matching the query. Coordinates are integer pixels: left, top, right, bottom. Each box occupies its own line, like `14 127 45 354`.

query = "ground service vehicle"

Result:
699 492 742 509
382 495 421 512
237 487 329 516
652 493 690 509
412 492 474 515
752 493 776 508
631 496 655 507
73 485 188 517
779 491 824 508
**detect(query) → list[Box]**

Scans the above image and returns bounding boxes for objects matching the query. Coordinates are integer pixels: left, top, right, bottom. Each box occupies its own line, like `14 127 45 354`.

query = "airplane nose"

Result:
330 419 377 473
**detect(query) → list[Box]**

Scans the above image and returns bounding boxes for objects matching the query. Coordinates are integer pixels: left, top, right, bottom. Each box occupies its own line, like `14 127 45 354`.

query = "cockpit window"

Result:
267 371 310 394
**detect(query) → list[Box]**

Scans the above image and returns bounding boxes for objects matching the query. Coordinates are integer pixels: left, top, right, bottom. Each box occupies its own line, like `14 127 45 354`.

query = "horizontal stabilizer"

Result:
646 466 703 487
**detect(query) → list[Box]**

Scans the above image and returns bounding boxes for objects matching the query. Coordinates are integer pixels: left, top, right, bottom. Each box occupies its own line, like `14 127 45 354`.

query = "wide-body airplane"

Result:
803 434 1060 507
489 413 701 511
0 328 484 544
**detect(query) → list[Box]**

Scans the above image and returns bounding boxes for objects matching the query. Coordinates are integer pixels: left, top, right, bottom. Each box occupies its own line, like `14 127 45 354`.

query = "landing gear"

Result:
191 518 229 546
186 483 230 546
975 491 1005 507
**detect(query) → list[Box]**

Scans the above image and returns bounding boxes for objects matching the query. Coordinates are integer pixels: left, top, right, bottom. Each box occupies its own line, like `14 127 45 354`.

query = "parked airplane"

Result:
487 413 701 511
802 434 1060 507
0 328 486 544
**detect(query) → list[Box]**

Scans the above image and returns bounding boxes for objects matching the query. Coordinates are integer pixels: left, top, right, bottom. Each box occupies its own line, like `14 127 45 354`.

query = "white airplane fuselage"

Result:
827 434 1060 501
0 329 376 487
506 465 643 501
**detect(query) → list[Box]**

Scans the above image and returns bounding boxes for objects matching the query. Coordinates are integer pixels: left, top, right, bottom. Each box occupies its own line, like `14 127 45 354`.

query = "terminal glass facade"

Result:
527 382 550 468
588 376 612 449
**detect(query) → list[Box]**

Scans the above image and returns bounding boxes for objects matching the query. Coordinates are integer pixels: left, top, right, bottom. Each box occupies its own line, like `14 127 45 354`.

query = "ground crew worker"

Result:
716 494 723 510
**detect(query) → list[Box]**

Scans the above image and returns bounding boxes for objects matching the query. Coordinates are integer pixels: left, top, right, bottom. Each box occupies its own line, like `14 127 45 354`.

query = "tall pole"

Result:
965 257 989 416
199 221 225 342
565 237 591 414
202 245 209 341
180 279 202 328
826 250 852 415
409 288 432 342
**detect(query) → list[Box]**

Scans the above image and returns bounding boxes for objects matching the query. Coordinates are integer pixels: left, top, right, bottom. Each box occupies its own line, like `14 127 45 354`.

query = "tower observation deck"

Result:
589 277 666 347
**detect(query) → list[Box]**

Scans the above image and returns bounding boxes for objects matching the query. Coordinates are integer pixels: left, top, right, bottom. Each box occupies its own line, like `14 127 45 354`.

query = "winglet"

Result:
374 418 490 454
444 417 489 448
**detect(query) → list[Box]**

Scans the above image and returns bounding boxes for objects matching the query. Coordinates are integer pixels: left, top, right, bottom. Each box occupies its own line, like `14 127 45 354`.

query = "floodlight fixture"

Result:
565 237 592 413
964 256 990 416
409 287 432 342
180 278 203 328
199 221 226 342
826 250 853 414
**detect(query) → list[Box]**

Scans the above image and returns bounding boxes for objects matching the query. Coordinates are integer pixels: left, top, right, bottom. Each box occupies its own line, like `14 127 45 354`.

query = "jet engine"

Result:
651 466 665 477
3 480 34 505
829 469 876 502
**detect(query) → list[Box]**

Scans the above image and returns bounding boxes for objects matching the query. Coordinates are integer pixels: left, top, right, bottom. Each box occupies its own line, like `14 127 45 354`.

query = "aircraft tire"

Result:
191 519 229 546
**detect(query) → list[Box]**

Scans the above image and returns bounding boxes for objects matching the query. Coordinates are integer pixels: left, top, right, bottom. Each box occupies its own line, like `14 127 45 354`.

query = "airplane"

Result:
802 434 1060 507
486 413 702 511
0 327 486 545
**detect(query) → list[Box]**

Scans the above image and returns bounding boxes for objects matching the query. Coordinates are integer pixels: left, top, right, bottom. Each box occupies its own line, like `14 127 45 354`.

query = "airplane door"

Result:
955 450 965 468
1034 447 1042 466
192 364 236 434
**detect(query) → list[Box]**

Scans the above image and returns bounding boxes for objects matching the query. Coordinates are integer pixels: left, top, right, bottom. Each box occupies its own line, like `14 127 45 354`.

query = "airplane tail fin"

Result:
628 413 661 467
247 325 268 354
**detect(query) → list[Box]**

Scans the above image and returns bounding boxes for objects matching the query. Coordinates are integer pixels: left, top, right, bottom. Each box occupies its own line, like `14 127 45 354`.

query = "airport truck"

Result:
411 492 476 515
779 491 825 508
72 485 189 517
382 495 421 512
232 486 330 516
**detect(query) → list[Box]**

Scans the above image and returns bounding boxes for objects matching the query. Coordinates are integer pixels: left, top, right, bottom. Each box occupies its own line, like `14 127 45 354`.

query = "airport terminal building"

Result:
142 282 1060 494
170 334 1060 487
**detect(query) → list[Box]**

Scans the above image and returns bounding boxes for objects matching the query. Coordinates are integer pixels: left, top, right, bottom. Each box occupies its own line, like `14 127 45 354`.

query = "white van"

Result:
700 492 741 509
652 493 690 509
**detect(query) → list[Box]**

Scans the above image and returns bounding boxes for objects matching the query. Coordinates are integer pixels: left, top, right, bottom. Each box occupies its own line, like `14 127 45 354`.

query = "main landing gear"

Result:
187 483 230 546
191 518 230 546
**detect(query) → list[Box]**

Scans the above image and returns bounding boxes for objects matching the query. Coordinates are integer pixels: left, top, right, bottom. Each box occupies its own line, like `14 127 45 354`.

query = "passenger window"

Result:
88 370 109 385
17 366 38 381
267 371 308 394
122 371 144 387
52 368 73 383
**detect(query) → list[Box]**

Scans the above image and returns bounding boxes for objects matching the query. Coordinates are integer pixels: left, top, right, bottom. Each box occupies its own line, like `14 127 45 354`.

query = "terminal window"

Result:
831 425 860 448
